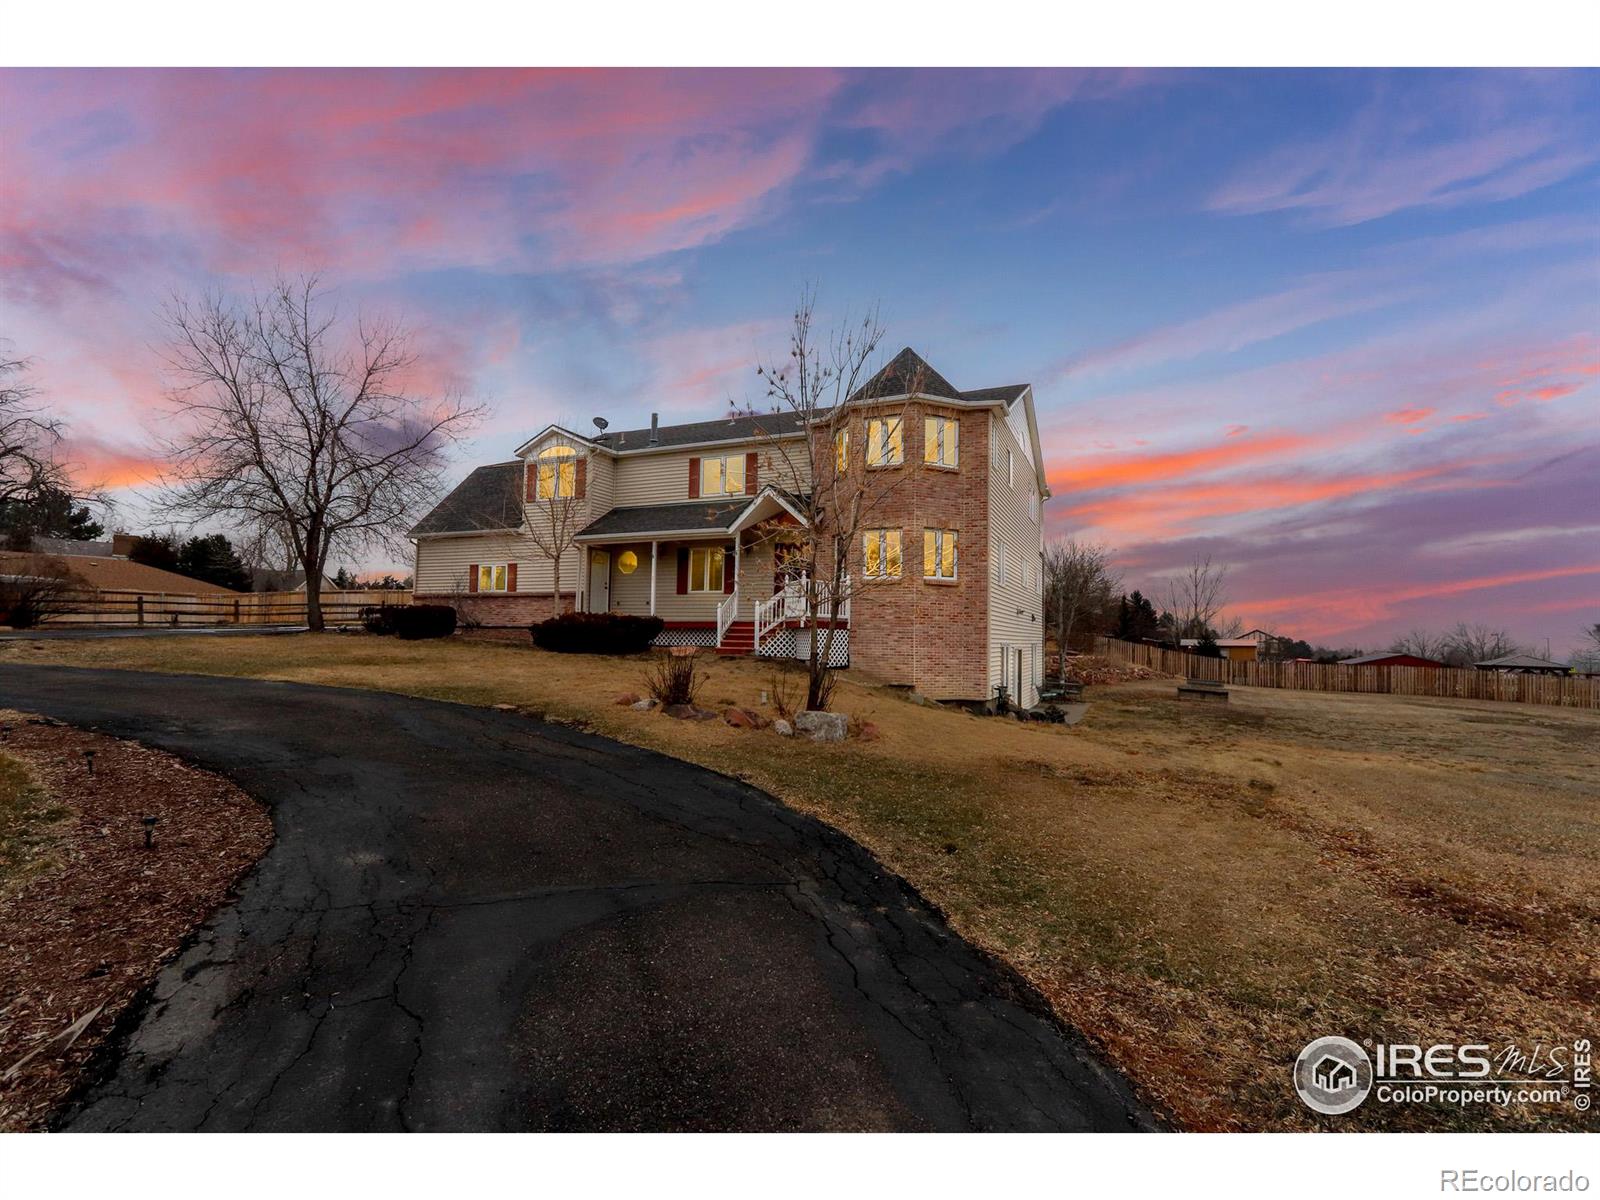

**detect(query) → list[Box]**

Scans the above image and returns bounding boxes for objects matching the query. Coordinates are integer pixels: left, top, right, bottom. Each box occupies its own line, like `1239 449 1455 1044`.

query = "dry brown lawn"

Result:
4 631 1596 1131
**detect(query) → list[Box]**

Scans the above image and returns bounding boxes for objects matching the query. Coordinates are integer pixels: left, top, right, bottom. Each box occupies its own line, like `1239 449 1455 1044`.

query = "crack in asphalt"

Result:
4 664 1157 1133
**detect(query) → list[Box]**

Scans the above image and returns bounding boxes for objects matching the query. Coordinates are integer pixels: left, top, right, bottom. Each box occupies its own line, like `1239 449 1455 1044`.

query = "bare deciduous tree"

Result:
1042 538 1119 679
522 430 588 620
1441 622 1521 667
751 289 918 711
1164 554 1229 639
0 555 81 628
155 275 482 631
1572 622 1600 672
1388 628 1449 661
0 348 109 532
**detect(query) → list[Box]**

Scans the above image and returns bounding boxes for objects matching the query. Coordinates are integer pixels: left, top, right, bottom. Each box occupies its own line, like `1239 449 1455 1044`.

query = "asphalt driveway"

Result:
0 665 1154 1132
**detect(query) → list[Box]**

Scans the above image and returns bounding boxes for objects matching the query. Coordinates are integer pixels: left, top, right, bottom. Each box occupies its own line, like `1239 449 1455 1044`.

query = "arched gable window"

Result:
536 444 577 499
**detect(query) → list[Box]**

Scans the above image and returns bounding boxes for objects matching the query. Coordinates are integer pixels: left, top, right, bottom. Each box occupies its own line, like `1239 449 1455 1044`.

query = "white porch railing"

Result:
715 590 738 647
753 572 851 656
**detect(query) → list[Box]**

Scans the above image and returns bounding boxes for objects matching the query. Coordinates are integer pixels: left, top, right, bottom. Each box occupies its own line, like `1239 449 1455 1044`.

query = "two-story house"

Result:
409 349 1051 707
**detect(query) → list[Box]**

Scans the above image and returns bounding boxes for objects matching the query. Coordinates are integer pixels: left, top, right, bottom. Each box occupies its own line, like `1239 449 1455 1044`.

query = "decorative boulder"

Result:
723 707 768 730
664 703 717 721
795 710 848 743
615 692 642 706
855 720 881 741
630 698 656 711
773 719 794 737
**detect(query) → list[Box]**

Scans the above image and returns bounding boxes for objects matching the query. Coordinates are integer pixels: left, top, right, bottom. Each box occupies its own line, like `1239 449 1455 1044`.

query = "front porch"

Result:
573 491 849 661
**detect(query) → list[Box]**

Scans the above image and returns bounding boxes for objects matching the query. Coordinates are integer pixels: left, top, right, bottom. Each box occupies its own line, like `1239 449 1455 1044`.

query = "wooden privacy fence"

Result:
1096 637 1600 710
44 588 414 629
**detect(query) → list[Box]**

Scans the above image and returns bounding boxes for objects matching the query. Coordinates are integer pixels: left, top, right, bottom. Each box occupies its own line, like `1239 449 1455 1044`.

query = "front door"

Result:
587 550 611 613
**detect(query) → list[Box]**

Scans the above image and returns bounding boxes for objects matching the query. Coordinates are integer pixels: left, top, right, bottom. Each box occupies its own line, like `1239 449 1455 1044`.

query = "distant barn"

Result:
1340 652 1445 669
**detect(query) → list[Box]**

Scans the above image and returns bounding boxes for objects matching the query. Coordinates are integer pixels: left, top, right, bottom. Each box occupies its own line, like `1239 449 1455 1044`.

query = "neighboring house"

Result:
1340 652 1446 668
1180 635 1266 663
411 348 1051 706
0 550 242 595
251 569 343 593
1474 653 1571 676
24 535 114 557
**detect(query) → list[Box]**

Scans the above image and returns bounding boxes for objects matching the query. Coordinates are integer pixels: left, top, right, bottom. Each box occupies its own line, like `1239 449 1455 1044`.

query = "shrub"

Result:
0 558 79 629
531 611 664 655
389 604 457 640
359 604 401 635
644 649 702 707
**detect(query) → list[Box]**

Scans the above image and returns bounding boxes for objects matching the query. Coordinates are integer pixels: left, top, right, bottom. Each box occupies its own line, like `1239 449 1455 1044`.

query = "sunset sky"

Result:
2 68 1596 654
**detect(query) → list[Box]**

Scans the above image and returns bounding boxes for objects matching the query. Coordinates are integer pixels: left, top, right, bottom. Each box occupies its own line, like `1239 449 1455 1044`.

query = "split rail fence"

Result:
1095 637 1599 710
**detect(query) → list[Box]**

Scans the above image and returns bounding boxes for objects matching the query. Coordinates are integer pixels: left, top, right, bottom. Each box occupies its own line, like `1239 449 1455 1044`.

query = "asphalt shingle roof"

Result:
0 551 243 595
848 347 963 402
1475 653 1570 670
958 384 1029 405
601 410 811 451
409 462 525 536
577 500 749 539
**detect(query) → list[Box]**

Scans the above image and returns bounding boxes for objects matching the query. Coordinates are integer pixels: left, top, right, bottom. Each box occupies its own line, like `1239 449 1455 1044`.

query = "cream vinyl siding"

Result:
602 539 732 622
609 436 810 507
414 531 584 597
986 403 1045 708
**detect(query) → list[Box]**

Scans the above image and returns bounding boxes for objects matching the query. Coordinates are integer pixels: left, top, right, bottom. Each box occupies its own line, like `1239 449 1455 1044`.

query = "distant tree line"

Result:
1040 536 1576 668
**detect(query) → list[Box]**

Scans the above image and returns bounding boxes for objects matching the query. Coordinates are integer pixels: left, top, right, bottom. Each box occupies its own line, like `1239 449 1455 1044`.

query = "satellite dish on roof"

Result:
592 416 609 432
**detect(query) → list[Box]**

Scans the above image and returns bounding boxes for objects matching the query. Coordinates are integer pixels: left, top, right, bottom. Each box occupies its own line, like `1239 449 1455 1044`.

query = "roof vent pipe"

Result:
649 412 659 444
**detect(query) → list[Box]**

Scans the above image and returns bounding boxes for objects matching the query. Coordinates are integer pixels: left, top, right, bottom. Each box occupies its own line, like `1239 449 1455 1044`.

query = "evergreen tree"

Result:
175 534 252 591
0 484 105 549
128 532 181 573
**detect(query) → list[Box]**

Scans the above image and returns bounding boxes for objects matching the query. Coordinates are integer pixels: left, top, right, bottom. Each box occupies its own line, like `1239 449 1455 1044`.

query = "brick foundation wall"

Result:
816 402 991 701
416 591 575 628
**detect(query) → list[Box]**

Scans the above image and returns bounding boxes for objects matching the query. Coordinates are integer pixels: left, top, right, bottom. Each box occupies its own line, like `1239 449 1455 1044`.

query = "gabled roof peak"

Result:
850 347 963 403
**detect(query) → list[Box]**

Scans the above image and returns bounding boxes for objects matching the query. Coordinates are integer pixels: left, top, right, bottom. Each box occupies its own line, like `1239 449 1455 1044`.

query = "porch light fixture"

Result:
617 550 639 575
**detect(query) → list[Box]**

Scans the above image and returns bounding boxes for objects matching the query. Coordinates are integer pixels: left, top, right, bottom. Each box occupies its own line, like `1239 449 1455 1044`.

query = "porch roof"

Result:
575 499 748 541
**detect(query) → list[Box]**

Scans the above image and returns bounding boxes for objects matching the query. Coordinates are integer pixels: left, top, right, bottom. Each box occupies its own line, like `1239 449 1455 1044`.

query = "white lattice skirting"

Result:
652 627 718 648
757 627 849 667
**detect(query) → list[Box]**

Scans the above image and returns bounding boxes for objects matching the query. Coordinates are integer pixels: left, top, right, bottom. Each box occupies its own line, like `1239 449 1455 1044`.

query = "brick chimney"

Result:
111 532 138 557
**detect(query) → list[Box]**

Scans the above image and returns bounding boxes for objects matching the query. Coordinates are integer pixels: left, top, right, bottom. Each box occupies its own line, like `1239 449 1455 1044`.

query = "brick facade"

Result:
819 401 992 701
415 591 575 627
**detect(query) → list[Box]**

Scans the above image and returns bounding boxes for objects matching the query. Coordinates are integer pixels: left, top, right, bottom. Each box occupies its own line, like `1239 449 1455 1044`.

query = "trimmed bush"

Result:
531 612 664 655
359 604 402 635
390 604 458 640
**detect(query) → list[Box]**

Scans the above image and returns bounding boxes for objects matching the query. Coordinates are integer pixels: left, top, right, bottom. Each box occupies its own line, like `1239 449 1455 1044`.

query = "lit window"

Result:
537 445 577 499
688 546 726 592
863 529 902 579
617 550 639 575
923 529 957 580
834 429 849 473
867 417 904 467
478 563 509 592
701 454 746 497
924 415 958 468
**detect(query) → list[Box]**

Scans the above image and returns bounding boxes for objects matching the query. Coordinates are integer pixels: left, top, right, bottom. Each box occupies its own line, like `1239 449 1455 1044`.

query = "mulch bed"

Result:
0 711 273 1130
